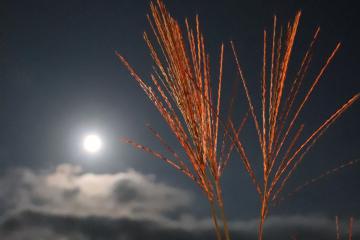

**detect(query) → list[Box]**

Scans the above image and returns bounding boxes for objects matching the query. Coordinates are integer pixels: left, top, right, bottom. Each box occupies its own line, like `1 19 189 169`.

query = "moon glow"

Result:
83 134 102 153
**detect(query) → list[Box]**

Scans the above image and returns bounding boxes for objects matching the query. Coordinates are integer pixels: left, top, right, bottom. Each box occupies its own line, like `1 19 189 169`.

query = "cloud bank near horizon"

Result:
0 164 358 239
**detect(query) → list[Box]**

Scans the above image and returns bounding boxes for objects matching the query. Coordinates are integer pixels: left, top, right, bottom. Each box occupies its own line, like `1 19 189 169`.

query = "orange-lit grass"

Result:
276 157 360 204
116 1 239 239
230 12 359 240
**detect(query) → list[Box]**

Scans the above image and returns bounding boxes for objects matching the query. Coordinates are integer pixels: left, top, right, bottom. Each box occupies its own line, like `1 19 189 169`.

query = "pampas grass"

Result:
230 12 359 240
117 1 359 239
116 1 237 239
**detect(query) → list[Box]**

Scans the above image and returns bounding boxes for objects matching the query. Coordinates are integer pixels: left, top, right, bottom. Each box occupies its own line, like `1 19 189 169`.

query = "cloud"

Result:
230 215 360 239
0 164 192 220
0 211 198 240
0 223 86 240
0 164 358 239
1 211 359 240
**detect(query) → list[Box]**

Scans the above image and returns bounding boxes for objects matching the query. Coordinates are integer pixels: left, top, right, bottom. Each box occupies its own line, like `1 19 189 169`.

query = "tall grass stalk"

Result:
116 1 238 239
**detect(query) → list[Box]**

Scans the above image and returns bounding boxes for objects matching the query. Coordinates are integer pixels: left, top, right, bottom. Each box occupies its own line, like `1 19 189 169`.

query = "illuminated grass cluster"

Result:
117 1 359 239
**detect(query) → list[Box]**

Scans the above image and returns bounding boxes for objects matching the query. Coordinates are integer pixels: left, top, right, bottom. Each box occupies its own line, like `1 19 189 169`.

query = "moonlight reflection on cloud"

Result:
83 134 103 154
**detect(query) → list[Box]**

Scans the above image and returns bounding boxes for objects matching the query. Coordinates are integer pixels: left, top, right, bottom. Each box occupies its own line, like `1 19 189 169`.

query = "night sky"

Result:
0 0 359 239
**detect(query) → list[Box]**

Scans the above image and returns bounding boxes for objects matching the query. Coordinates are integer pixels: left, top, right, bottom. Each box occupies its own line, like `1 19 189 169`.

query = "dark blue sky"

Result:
0 0 359 239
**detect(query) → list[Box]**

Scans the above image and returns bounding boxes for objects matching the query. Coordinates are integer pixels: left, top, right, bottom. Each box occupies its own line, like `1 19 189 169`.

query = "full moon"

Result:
83 134 102 153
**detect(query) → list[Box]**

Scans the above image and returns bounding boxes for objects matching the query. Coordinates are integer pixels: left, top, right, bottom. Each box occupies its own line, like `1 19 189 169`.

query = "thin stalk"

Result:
210 200 223 240
215 180 231 240
258 201 268 240
348 217 353 240
258 217 265 240
258 180 269 240
335 216 340 240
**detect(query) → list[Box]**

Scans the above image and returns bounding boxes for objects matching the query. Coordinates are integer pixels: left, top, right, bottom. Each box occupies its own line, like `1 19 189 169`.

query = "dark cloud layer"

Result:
1 211 359 240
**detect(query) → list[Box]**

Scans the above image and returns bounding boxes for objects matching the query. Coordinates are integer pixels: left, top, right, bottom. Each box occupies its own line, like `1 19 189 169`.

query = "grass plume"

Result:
117 2 358 239
230 12 359 240
116 1 239 239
